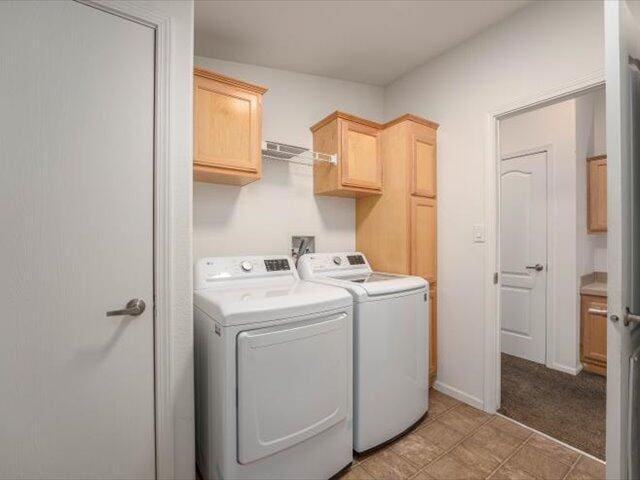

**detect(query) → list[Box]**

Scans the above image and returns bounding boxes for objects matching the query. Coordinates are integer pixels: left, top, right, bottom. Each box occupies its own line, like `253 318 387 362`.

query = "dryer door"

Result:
237 310 350 464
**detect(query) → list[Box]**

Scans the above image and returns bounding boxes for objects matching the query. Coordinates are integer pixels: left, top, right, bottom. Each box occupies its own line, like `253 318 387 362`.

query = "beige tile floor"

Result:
340 389 605 480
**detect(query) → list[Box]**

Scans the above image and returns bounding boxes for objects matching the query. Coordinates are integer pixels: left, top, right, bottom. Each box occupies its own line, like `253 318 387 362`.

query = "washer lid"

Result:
194 279 352 326
309 273 427 299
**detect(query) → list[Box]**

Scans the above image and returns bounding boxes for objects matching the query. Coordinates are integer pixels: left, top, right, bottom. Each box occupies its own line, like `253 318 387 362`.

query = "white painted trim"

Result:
434 381 484 410
76 2 176 478
483 69 606 414
495 413 605 465
549 362 584 376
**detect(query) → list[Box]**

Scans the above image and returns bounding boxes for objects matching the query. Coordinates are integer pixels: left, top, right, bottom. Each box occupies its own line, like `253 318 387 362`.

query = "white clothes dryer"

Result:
194 255 353 479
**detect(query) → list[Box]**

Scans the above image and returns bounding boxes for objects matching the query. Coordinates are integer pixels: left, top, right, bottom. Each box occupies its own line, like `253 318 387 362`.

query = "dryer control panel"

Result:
194 255 297 289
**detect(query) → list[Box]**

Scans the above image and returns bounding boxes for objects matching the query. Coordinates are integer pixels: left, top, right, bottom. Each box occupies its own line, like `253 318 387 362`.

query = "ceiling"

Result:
194 0 530 86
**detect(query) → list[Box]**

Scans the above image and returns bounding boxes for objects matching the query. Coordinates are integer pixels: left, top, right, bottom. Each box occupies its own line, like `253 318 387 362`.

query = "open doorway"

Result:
496 87 607 460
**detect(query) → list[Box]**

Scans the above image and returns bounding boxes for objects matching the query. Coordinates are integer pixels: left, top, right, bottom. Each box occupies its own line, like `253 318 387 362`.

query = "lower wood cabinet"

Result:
580 293 607 376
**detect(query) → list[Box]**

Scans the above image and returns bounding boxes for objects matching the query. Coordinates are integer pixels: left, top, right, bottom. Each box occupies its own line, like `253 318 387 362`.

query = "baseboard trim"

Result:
433 381 484 410
548 362 583 376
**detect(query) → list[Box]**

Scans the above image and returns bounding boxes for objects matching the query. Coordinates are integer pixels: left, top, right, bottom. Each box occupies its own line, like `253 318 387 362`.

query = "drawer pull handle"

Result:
588 307 608 316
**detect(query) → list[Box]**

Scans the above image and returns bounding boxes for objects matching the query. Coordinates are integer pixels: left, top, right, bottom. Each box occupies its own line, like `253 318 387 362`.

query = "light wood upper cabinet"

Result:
587 155 607 233
411 129 437 198
193 67 267 185
311 111 382 197
580 293 607 376
411 196 437 283
342 121 382 190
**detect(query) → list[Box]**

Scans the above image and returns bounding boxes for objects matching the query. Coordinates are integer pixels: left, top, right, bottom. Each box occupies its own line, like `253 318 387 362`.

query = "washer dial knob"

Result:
240 261 253 272
333 256 342 265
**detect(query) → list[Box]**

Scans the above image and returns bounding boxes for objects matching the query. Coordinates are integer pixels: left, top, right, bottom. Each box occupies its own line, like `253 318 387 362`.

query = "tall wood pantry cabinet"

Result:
356 114 439 385
193 67 267 185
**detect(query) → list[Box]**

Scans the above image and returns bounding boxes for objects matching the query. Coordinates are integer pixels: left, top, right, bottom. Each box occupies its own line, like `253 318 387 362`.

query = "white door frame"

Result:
483 70 605 413
498 146 552 369
78 1 178 477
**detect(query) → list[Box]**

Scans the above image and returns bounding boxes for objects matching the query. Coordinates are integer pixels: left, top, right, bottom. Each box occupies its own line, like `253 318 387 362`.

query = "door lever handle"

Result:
625 308 640 327
106 298 146 317
525 263 544 272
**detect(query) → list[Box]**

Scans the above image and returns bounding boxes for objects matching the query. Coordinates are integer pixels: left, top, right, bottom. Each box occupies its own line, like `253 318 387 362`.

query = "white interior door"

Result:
0 2 156 478
500 151 548 364
605 2 640 478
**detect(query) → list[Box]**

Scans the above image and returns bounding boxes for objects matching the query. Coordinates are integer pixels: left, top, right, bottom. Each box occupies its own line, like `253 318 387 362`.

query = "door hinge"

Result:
493 272 499 285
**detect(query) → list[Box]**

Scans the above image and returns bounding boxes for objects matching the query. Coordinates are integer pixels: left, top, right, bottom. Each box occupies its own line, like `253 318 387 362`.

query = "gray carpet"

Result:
498 353 606 460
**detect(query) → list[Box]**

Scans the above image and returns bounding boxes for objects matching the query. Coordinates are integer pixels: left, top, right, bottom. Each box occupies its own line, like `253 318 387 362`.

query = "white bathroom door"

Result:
0 2 156 478
500 151 548 364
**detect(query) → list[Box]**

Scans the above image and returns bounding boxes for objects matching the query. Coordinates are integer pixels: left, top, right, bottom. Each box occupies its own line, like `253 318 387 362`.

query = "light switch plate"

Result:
473 224 486 243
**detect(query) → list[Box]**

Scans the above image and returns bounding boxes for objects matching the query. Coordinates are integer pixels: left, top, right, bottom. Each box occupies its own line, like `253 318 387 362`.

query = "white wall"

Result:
500 99 580 374
193 57 384 260
383 0 604 406
576 88 608 277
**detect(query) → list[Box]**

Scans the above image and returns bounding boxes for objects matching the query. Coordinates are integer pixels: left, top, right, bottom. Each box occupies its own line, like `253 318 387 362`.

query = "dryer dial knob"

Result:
240 261 253 272
333 256 342 265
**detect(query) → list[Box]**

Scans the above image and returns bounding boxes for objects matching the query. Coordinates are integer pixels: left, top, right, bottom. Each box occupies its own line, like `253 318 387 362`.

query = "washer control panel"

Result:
297 252 371 276
347 254 365 265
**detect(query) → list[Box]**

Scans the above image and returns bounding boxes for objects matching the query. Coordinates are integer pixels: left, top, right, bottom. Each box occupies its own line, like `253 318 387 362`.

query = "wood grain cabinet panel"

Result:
193 67 267 185
411 132 436 198
342 122 382 189
587 155 607 233
411 196 437 283
580 293 607 376
311 111 382 197
355 114 439 383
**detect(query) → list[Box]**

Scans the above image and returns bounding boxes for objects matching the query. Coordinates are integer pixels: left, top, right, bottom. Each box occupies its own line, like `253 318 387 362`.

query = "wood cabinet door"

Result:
340 120 382 191
429 286 437 385
587 156 607 232
581 295 607 366
410 196 437 283
193 74 261 175
411 131 436 198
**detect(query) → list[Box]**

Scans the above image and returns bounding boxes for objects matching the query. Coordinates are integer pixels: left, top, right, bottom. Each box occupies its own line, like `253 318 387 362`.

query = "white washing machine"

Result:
297 252 429 453
194 255 354 480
